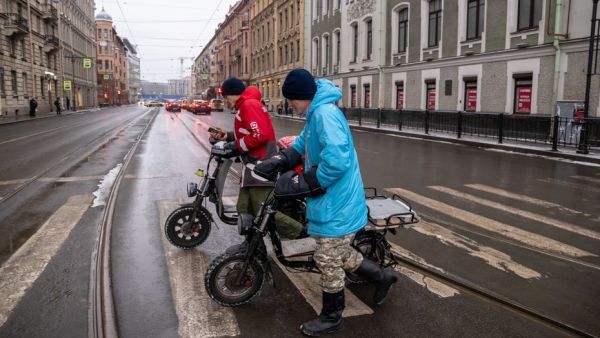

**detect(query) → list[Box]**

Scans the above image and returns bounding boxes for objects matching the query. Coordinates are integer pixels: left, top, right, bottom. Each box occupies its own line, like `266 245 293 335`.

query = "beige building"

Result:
250 0 304 111
192 35 217 98
95 8 128 106
215 0 251 86
0 0 96 115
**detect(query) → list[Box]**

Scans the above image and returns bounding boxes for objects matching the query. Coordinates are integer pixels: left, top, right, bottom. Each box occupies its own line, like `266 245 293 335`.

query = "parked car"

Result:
190 100 211 114
209 99 224 112
165 100 181 112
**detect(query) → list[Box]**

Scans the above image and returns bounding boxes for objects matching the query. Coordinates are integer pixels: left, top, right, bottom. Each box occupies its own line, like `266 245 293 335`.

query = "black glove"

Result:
254 147 302 180
211 141 240 158
274 167 325 200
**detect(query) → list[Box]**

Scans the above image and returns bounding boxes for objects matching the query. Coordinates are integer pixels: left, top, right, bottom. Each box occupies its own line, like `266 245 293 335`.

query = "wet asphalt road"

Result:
0 106 598 337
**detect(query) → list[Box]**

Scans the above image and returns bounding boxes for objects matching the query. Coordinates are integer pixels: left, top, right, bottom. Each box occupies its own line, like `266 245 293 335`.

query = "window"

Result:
105 60 109 69
11 71 18 95
396 82 404 109
398 9 408 53
317 0 322 17
8 37 15 56
514 75 532 114
324 0 329 15
21 39 26 59
290 41 295 64
316 38 321 68
335 31 341 65
426 81 436 110
350 85 357 107
351 23 358 62
0 68 5 96
467 0 484 40
428 0 442 47
464 80 477 112
285 44 288 65
366 19 373 60
324 35 330 68
364 84 371 108
518 0 542 31
297 39 300 62
40 77 45 98
22 72 28 97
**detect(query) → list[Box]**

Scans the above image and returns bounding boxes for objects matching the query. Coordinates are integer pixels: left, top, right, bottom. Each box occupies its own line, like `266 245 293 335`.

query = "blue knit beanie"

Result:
221 77 246 96
282 69 317 100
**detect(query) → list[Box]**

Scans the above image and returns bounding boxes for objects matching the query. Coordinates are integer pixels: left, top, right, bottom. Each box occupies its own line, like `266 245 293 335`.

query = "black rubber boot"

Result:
300 291 345 336
354 259 398 305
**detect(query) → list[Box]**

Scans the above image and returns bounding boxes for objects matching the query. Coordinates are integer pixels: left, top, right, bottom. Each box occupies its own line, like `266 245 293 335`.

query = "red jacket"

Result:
232 86 277 187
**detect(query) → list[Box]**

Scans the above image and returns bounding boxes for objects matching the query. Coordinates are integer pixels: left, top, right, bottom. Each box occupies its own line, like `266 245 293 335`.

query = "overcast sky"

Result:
95 0 240 83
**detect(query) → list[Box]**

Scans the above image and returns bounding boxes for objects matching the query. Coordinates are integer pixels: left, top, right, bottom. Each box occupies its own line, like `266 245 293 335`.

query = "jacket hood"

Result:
236 86 262 108
307 79 342 119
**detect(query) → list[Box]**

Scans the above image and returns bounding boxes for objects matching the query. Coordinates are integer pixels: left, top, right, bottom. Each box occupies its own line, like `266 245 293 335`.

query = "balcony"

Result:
2 13 29 37
43 35 59 53
42 4 58 22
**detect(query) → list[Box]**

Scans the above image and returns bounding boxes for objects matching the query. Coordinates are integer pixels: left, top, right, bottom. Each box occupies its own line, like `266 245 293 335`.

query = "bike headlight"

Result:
187 182 198 197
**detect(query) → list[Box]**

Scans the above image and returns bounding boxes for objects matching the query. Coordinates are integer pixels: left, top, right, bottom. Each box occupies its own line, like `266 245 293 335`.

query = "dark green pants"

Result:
237 186 303 239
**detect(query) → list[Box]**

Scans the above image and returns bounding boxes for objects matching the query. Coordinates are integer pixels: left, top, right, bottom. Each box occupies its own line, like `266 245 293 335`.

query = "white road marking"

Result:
464 184 588 217
158 200 239 338
430 186 600 241
389 244 460 298
0 178 30 186
387 188 595 258
0 194 92 327
411 220 542 279
539 178 600 193
264 239 373 317
571 175 600 185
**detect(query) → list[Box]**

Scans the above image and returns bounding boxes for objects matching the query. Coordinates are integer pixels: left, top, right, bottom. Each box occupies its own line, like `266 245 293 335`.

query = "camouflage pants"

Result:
314 233 364 293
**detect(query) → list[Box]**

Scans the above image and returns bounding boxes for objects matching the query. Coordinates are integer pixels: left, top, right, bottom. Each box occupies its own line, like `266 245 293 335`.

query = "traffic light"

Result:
117 90 121 95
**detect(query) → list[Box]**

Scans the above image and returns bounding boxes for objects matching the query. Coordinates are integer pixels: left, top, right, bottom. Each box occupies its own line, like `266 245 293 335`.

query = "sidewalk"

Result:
272 114 600 165
0 107 100 125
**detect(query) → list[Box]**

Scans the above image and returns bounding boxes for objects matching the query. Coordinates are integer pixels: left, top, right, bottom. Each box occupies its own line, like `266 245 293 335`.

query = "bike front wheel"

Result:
164 206 212 249
205 253 265 306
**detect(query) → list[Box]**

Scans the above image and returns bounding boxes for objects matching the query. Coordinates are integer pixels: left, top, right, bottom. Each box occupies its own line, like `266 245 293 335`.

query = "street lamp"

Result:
577 0 600 154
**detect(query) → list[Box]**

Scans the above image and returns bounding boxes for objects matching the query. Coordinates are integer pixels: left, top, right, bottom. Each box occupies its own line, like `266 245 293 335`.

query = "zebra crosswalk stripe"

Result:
411 220 542 279
430 186 600 241
571 175 600 185
464 183 589 218
157 200 240 338
386 188 595 258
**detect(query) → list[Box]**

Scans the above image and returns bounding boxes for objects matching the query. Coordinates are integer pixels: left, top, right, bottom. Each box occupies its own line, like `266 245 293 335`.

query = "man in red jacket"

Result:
210 77 304 242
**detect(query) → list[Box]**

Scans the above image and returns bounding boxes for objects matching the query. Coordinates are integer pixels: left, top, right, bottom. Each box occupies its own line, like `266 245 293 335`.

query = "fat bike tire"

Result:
164 206 211 249
205 252 265 306
346 232 388 284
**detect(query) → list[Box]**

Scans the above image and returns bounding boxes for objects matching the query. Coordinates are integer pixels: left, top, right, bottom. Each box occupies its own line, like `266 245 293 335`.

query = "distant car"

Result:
190 100 211 114
209 99 224 112
145 100 163 107
165 101 181 112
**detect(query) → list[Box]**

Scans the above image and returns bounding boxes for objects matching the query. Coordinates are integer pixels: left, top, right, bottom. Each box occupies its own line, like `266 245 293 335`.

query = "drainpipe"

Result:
377 1 385 109
552 0 563 113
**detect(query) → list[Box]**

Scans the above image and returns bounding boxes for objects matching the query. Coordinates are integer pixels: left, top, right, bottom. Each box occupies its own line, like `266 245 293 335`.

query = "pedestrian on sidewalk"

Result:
29 98 38 117
66 96 70 111
255 68 399 337
54 97 62 115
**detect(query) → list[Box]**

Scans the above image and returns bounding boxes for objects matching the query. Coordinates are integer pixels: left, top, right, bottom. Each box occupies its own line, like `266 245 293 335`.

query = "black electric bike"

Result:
164 145 307 249
204 184 419 307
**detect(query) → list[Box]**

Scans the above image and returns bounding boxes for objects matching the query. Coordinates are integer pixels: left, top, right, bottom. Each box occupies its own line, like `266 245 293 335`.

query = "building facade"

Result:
250 0 305 111
0 0 96 115
214 0 252 87
95 8 128 106
307 0 600 116
192 35 217 99
123 38 140 104
168 77 191 96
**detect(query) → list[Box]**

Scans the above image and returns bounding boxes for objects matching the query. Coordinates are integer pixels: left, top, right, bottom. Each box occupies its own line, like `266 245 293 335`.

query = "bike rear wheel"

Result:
346 231 388 284
164 206 211 249
205 253 265 306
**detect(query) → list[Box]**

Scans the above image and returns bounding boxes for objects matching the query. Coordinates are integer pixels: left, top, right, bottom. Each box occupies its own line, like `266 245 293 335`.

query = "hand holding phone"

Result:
208 127 219 133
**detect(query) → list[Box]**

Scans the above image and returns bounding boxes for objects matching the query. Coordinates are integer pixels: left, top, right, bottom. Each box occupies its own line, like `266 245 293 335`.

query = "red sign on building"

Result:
466 88 477 112
396 89 404 109
516 86 532 114
427 88 436 110
364 85 371 108
351 86 357 108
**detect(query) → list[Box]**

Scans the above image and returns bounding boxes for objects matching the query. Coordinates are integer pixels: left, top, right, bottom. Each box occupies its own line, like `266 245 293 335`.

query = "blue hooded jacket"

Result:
291 79 367 237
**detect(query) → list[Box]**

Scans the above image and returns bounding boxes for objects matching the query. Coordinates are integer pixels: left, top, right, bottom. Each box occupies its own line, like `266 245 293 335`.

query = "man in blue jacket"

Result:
255 69 398 336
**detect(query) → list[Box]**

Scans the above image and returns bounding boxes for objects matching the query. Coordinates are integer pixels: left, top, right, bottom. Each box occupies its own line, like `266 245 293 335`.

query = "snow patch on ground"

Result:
92 163 123 208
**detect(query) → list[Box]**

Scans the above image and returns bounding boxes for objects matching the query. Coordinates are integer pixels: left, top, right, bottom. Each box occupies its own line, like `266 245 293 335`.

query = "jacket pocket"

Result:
306 195 332 223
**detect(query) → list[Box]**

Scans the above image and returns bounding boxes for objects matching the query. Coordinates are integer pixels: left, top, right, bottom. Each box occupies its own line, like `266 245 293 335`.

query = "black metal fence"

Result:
278 108 600 151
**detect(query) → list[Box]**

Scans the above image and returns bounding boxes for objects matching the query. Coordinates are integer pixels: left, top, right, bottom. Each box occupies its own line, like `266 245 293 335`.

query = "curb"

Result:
273 114 600 165
0 107 101 125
